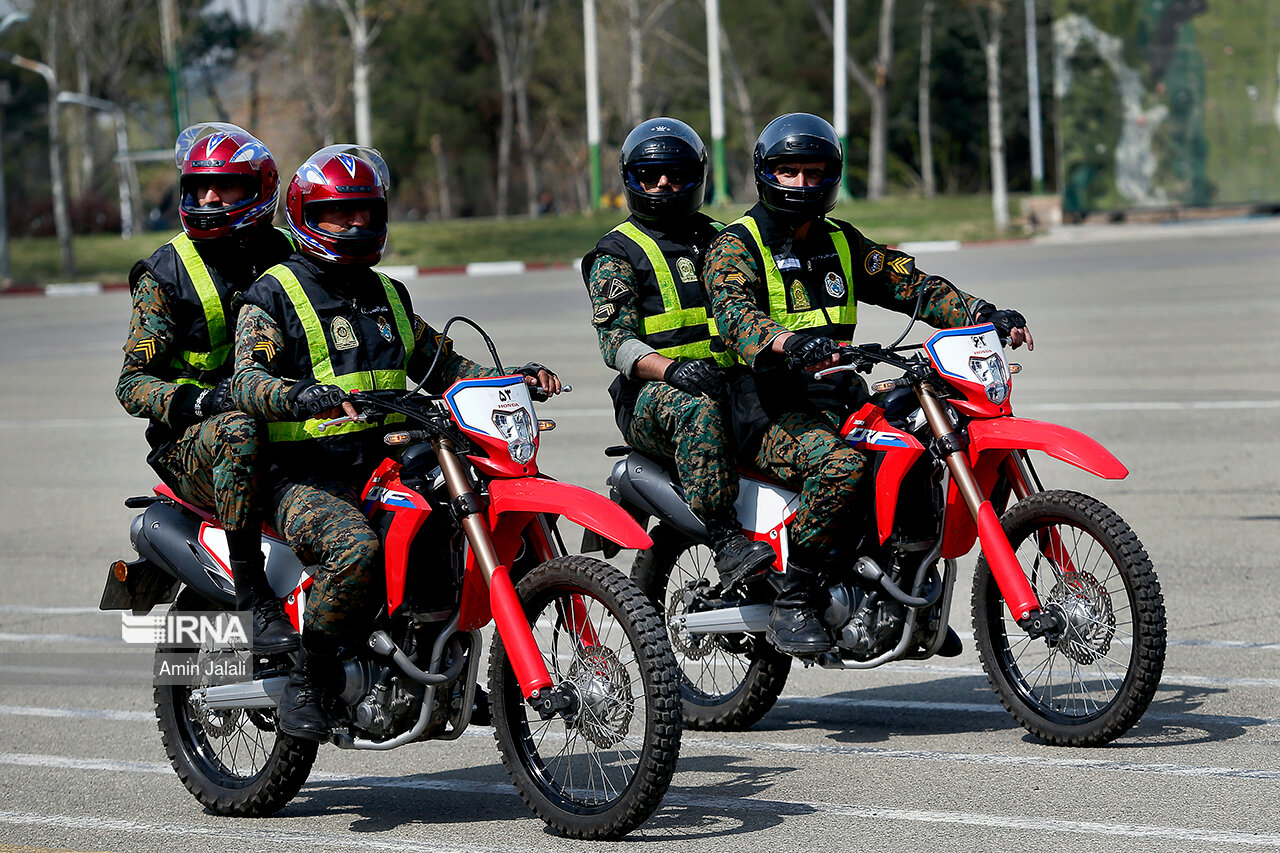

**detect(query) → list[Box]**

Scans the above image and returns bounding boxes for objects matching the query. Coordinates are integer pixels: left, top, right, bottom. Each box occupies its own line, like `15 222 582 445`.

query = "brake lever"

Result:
316 412 369 432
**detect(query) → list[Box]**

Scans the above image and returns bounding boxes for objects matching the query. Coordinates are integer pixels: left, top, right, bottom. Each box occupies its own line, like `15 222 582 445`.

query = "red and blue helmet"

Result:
174 122 279 241
285 145 390 265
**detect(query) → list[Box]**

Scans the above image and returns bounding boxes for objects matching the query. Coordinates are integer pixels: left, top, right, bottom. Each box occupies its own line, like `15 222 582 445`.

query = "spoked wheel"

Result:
972 490 1166 746
489 555 680 840
633 525 790 731
154 592 316 815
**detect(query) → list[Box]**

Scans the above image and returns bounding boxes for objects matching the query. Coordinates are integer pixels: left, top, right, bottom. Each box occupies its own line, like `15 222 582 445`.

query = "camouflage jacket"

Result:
233 255 498 480
704 203 984 444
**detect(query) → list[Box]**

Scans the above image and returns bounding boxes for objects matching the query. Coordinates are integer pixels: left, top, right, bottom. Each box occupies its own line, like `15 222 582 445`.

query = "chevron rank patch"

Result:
132 337 158 362
889 255 914 276
592 302 618 327
253 340 277 363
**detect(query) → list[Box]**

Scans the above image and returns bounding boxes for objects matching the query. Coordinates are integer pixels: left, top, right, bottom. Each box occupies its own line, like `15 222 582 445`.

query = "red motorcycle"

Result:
101 325 681 839
593 318 1166 746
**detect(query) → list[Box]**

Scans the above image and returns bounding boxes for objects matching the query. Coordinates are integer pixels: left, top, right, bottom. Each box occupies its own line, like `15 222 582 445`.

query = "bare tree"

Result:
918 0 936 198
622 0 675 127
809 0 896 199
970 0 1010 230
488 0 549 217
331 0 391 148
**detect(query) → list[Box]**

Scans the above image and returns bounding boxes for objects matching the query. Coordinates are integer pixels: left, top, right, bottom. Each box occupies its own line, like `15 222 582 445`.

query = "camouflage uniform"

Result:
234 255 498 640
705 202 981 563
116 229 292 535
583 214 737 522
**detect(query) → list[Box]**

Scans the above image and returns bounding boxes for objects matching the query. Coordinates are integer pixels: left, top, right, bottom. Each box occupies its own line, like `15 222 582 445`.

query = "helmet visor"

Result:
302 198 388 239
175 122 257 170
624 161 703 192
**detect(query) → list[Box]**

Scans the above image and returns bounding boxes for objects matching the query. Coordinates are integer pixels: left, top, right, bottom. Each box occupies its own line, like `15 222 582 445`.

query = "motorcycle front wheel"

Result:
153 591 316 815
633 524 791 731
972 490 1166 746
488 555 680 840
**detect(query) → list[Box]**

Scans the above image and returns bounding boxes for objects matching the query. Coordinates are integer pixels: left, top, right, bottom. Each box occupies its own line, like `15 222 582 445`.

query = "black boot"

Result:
766 561 833 654
707 516 775 591
277 636 339 742
231 557 300 655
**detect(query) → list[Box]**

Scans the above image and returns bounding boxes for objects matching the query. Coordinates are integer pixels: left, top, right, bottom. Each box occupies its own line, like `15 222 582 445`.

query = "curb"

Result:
1 260 578 297
6 215 1275 297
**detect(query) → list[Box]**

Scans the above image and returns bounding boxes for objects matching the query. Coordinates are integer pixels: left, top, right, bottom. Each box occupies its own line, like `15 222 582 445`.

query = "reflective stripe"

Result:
735 215 857 337
169 233 229 378
265 265 413 442
613 222 735 366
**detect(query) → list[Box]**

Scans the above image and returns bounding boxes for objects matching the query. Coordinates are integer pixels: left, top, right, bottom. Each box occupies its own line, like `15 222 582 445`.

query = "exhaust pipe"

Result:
201 676 287 710
676 604 772 634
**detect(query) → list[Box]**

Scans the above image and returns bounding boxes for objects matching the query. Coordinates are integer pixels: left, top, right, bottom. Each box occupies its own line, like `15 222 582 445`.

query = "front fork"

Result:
916 384 1062 638
434 437 555 702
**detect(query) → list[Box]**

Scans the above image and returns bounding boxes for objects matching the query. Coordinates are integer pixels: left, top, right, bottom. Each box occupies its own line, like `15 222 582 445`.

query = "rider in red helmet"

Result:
117 122 299 656
233 145 562 742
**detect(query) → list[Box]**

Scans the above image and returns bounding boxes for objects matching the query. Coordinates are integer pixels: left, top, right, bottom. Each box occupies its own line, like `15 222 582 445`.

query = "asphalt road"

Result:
1 223 1278 852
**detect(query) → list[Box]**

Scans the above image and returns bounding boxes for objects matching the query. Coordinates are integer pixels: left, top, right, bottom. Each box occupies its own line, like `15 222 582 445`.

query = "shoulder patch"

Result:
864 250 885 275
412 314 427 341
606 277 632 302
888 255 914 277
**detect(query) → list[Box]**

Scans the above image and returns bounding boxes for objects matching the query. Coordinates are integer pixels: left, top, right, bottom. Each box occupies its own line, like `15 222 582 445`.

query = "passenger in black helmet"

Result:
704 113 1032 655
582 117 775 591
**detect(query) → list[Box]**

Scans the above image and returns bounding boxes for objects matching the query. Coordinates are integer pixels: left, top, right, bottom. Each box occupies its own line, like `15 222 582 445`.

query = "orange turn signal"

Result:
383 431 412 446
1008 363 1022 374
871 381 897 393
112 561 129 582
537 419 556 431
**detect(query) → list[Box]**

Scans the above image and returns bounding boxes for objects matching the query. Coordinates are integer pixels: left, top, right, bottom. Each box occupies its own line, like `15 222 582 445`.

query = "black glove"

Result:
192 378 234 420
286 380 348 419
663 360 724 397
781 335 840 372
516 362 554 401
987 309 1027 339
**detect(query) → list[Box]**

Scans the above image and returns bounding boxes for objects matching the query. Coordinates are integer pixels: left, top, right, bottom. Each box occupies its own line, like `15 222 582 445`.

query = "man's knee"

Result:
817 446 865 490
208 411 262 459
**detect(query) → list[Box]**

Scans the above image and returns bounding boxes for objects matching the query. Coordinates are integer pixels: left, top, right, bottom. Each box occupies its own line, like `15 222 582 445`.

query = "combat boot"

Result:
706 515 775 591
231 557 300 655
766 561 833 654
277 636 340 742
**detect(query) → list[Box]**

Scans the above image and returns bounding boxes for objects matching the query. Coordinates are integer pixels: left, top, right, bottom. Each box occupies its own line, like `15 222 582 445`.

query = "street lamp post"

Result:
57 91 135 239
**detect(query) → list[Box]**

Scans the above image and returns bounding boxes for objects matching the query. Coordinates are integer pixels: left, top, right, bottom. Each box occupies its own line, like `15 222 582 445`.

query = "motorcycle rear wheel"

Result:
153 591 316 815
972 490 1166 746
489 555 680 840
633 524 791 731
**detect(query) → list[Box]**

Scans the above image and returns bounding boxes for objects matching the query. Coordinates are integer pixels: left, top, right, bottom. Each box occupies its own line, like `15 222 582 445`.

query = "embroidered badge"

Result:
865 250 884 275
889 255 913 276
377 315 395 342
824 271 846 298
676 256 698 283
606 277 631 302
789 279 811 311
330 316 358 351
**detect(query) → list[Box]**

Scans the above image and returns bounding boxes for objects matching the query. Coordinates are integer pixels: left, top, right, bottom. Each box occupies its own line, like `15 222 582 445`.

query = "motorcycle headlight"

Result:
492 408 536 464
969 353 1009 405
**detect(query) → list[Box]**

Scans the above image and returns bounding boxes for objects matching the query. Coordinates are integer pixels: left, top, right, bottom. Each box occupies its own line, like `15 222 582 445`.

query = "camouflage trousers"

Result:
271 479 380 642
750 410 866 562
625 381 738 522
155 411 262 534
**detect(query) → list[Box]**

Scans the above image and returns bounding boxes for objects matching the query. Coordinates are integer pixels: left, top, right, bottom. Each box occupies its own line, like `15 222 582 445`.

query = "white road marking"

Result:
2 760 1280 846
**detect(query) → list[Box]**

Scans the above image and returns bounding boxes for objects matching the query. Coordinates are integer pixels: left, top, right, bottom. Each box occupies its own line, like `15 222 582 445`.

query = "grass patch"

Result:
6 193 1018 287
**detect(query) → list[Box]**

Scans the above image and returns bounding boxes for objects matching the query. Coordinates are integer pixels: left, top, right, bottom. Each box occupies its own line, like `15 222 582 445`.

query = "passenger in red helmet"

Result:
233 145 563 742
117 121 299 657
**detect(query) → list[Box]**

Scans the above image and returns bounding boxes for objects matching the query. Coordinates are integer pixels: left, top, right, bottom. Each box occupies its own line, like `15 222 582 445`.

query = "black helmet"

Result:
753 113 843 223
619 117 707 221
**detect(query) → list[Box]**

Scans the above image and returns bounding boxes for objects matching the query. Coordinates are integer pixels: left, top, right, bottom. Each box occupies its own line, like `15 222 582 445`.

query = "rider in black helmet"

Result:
582 117 775 591
704 113 1032 655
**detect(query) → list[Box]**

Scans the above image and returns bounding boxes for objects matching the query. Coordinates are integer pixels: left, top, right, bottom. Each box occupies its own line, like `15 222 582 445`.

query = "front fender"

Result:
487 477 652 550
967 416 1128 479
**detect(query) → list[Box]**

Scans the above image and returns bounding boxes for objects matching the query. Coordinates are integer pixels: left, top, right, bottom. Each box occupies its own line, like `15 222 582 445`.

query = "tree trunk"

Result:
334 0 378 148
488 0 515 217
919 0 936 198
430 134 453 219
972 2 1010 230
867 0 896 200
626 0 643 126
516 78 538 217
